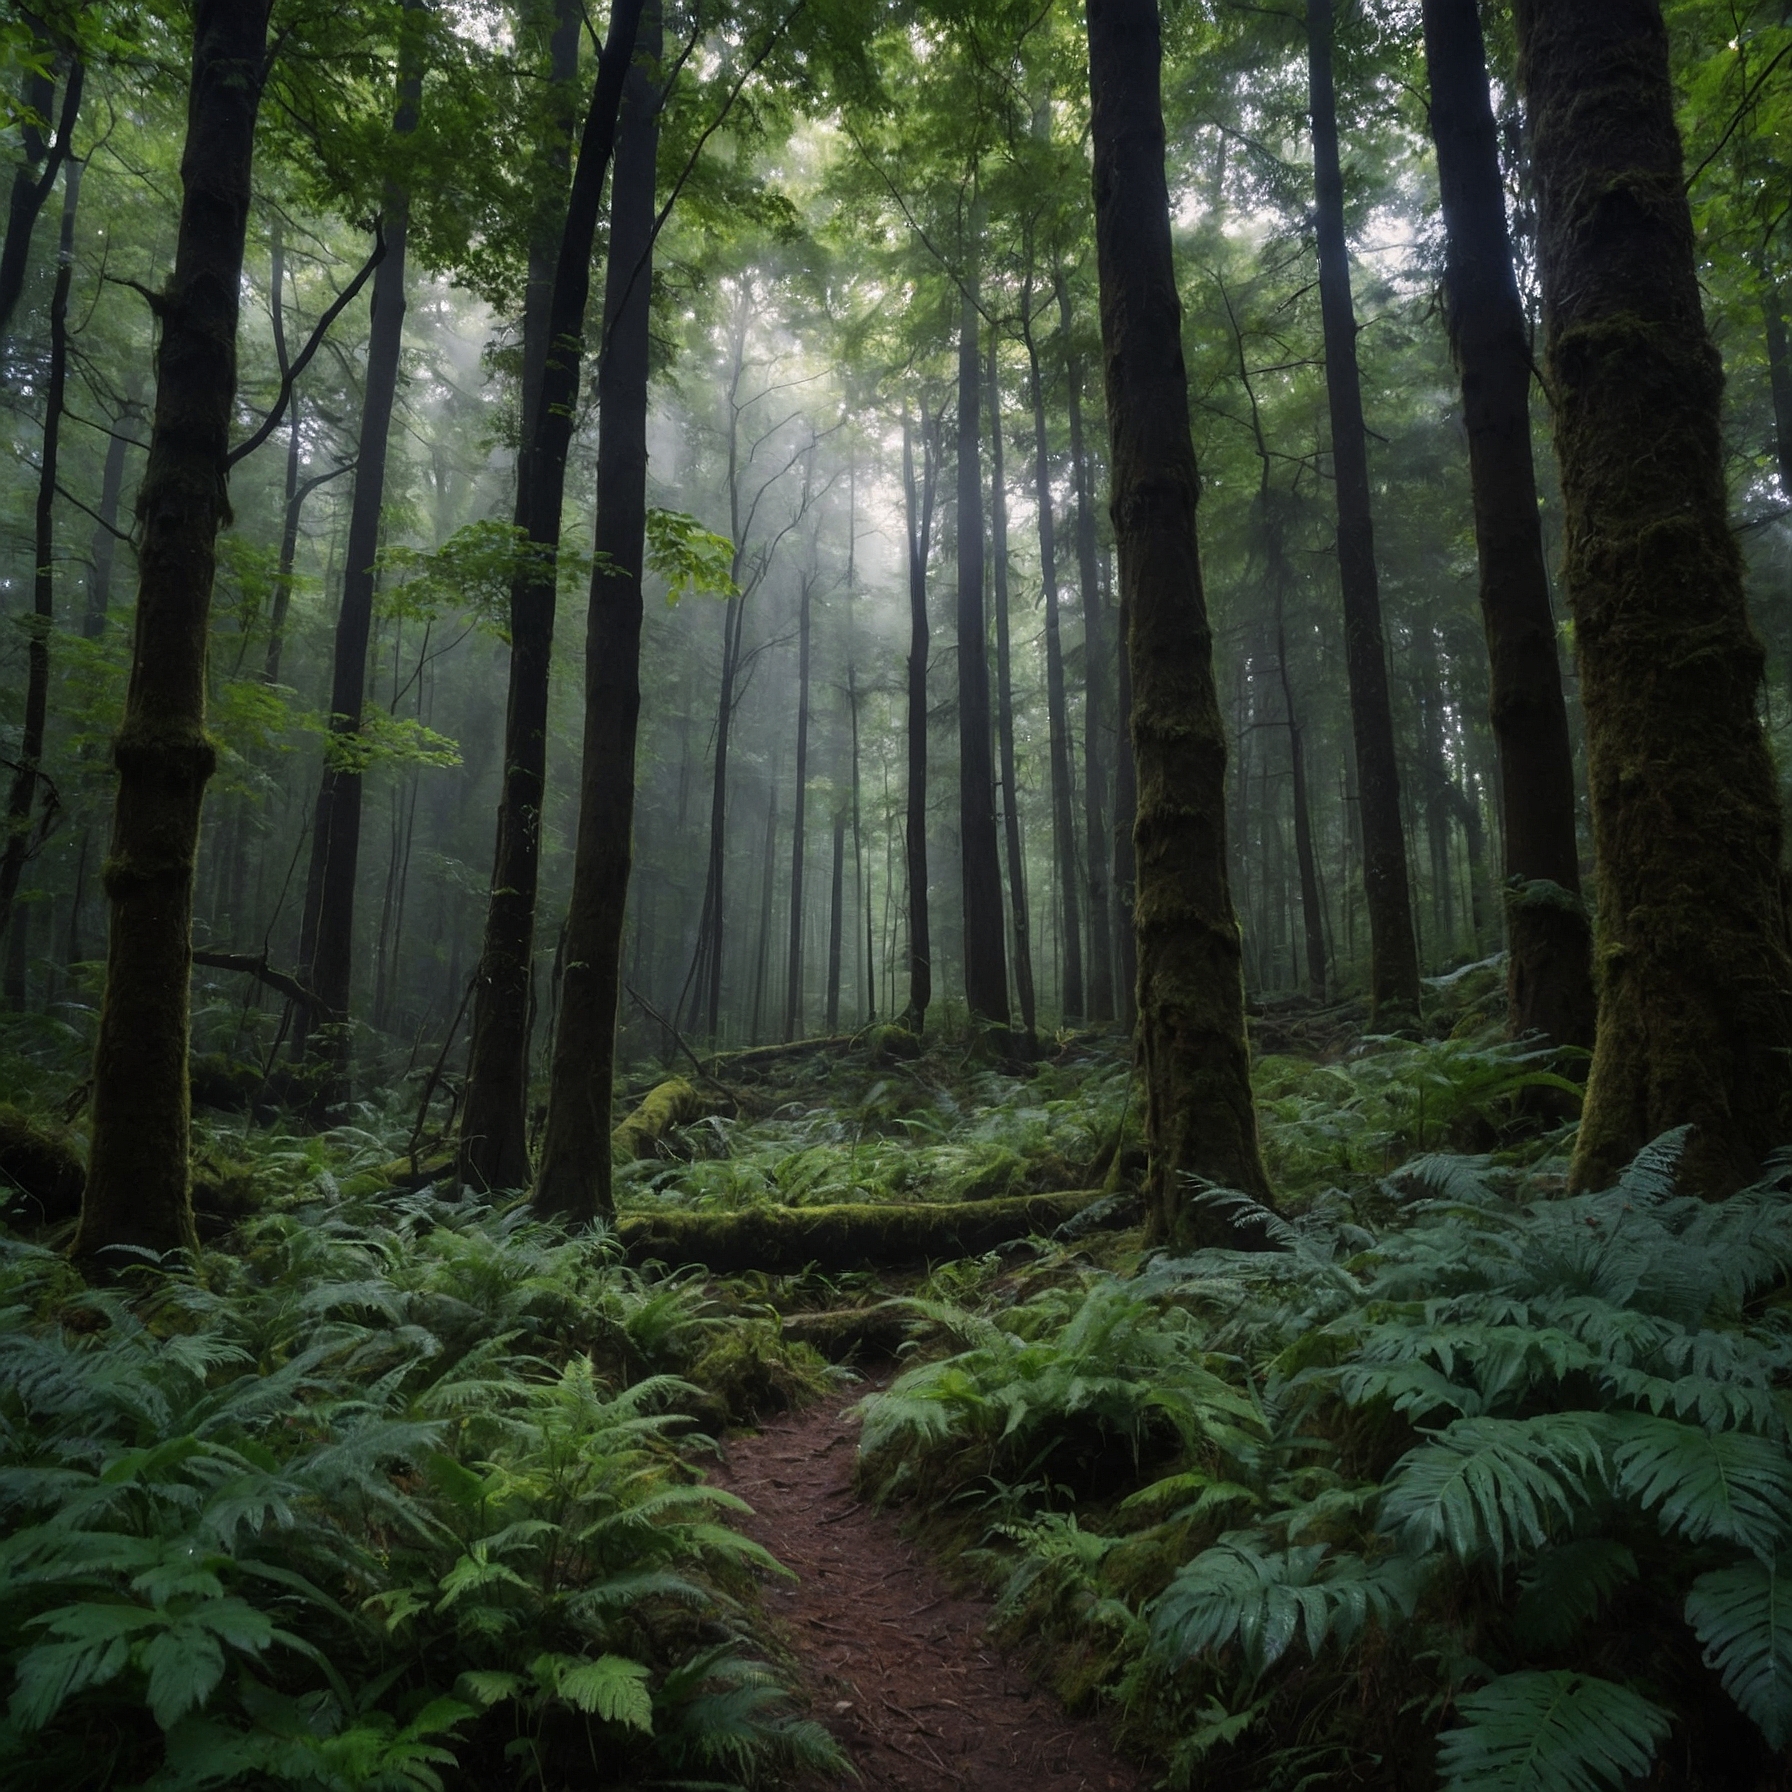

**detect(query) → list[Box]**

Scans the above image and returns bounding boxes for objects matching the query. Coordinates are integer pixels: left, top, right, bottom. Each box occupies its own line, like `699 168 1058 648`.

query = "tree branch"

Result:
191 948 321 1011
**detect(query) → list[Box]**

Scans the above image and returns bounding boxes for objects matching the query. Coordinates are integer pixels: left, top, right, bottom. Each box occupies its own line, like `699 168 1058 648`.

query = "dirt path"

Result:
719 1383 1143 1792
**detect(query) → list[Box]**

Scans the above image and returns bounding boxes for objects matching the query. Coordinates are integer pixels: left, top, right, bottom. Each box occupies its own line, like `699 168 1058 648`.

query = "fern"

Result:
1436 1671 1671 1792
1684 1555 1792 1748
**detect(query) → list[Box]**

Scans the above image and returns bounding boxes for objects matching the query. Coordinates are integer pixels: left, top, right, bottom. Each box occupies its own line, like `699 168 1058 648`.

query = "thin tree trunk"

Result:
1055 272 1114 1021
957 288 1009 1031
1423 0 1594 1048
77 0 272 1261
532 0 661 1219
987 333 1036 1045
900 415 935 1030
294 9 424 1088
1086 0 1274 1242
1276 604 1328 1000
1113 587 1138 1029
0 154 77 958
825 806 846 1033
1307 0 1423 1030
750 775 779 1042
1517 0 1792 1194
459 0 645 1192
0 49 80 342
785 564 814 1041
1023 298 1084 1022
849 659 873 1024
84 390 138 639
1766 279 1792 502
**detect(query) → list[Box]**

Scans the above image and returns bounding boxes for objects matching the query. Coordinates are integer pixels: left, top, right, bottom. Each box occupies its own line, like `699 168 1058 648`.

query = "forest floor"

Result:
720 1375 1143 1792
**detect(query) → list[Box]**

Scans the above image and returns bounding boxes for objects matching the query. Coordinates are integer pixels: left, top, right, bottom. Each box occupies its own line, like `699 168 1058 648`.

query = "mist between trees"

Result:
1 0 1791 1248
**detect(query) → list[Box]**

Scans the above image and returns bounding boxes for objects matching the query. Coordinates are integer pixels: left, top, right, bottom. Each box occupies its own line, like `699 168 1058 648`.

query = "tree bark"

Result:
900 414 935 1030
1517 0 1792 1194
987 333 1036 1045
0 154 77 959
1276 605 1328 1000
825 805 846 1033
1055 273 1114 1021
1086 0 1275 1243
84 391 138 640
1113 587 1138 1028
956 289 1009 1031
76 0 272 1261
1023 298 1084 1022
532 0 661 1221
1422 0 1593 1051
459 0 646 1191
294 7 424 1088
785 559 814 1041
1307 0 1423 1031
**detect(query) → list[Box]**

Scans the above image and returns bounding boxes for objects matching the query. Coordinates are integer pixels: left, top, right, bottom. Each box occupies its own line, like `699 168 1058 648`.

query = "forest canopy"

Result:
3 0 1792 1787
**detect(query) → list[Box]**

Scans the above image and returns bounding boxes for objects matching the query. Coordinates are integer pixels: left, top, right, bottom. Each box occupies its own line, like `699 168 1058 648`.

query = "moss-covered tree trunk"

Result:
1307 0 1423 1032
900 415 934 1031
1113 588 1138 1031
75 0 272 1261
1517 0 1792 1193
1085 0 1275 1244
531 0 661 1222
956 287 1010 1032
1422 0 1593 1054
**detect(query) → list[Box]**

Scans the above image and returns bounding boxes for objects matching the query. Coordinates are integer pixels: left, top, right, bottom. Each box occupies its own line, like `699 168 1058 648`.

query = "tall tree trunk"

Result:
1055 273 1114 1021
900 414 935 1031
957 290 1009 1031
1422 0 1593 1050
1023 300 1084 1021
532 0 661 1219
1086 0 1274 1242
459 0 645 1191
76 0 271 1261
0 48 80 342
825 806 846 1033
84 390 138 639
0 154 77 957
988 334 1036 1045
1113 587 1138 1028
749 774 779 1041
1276 605 1328 1000
294 9 424 1087
1307 0 1423 1031
849 658 873 1024
785 565 814 1041
1517 0 1792 1195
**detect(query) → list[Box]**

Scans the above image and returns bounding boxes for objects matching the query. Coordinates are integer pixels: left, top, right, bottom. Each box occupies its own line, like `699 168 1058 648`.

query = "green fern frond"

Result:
1608 1413 1792 1559
1684 1554 1792 1749
1436 1671 1671 1792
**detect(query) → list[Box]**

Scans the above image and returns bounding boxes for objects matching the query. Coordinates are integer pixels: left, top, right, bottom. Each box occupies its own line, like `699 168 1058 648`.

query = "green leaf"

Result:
1378 1415 1605 1566
1437 1671 1671 1792
541 1653 654 1730
1609 1414 1792 1559
646 508 739 605
1684 1555 1792 1749
1514 1539 1638 1651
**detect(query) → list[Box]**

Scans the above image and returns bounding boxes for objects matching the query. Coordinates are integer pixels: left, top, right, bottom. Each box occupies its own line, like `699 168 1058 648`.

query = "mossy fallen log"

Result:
615 1188 1131 1274
612 1077 706 1160
778 1304 913 1360
0 1105 86 1226
709 1035 859 1070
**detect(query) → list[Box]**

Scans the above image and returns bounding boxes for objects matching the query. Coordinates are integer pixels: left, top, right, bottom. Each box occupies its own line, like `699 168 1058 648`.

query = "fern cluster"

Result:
0 1192 840 1791
860 1133 1792 1791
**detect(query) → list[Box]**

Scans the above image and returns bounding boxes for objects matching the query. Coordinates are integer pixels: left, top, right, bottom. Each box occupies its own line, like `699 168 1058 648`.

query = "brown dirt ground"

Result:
718 1382 1144 1792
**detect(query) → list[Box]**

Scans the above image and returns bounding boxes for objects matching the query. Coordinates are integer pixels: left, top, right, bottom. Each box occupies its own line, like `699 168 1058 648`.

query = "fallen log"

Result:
708 1034 859 1070
615 1188 1135 1274
612 1077 707 1160
778 1304 913 1360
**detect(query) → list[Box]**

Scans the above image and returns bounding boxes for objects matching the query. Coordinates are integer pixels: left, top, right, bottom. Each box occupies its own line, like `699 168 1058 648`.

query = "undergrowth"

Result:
0 1191 839 1791
858 1131 1792 1792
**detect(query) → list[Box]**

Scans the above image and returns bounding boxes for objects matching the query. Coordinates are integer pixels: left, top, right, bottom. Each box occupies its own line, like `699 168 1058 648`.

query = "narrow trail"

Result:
718 1382 1143 1792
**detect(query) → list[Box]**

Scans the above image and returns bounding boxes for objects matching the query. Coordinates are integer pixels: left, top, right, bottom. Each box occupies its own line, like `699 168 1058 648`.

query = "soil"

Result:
718 1380 1144 1792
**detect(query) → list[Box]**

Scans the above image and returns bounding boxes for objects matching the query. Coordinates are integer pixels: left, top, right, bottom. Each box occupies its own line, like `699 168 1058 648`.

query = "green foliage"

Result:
860 1133 1792 1786
0 1194 840 1790
1435 1672 1672 1792
646 508 740 605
